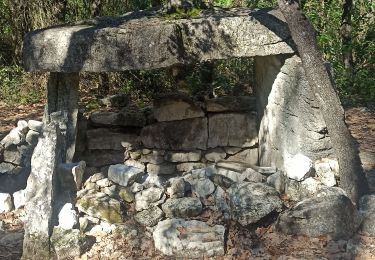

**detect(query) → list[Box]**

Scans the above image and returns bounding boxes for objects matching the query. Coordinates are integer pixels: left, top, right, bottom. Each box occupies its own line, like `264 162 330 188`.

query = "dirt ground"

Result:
0 104 374 259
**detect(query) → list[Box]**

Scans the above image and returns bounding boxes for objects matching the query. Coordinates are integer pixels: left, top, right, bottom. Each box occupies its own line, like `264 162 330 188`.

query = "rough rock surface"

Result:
135 187 165 211
77 192 122 223
228 182 283 225
86 128 139 150
0 193 13 213
276 193 360 239
164 150 201 162
134 206 164 227
208 113 258 148
108 164 144 187
51 227 90 259
153 93 204 122
162 197 202 218
153 218 225 258
141 118 208 150
23 9 294 72
90 110 146 127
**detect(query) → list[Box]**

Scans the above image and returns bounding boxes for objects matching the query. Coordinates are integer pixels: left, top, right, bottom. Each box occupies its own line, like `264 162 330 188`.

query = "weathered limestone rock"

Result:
58 203 78 230
141 118 208 150
147 163 176 175
284 153 313 181
96 178 112 188
205 148 226 162
140 150 165 164
285 178 325 201
216 168 245 183
77 192 122 223
25 130 40 145
118 187 135 203
205 96 256 112
208 113 258 148
124 159 146 171
0 162 21 174
224 146 242 155
134 206 164 227
214 186 230 215
267 171 288 194
51 227 90 259
86 128 139 150
256 55 332 170
153 93 204 122
24 9 294 72
23 124 63 259
13 189 27 209
27 120 43 132
164 150 201 162
135 187 165 211
108 164 144 187
90 109 146 127
166 177 186 198
191 178 216 198
359 195 375 235
242 168 264 183
228 182 283 225
275 193 360 240
153 219 225 258
0 126 26 149
162 197 202 218
314 158 338 187
0 193 13 213
176 162 206 173
225 148 258 165
3 145 33 166
58 161 86 191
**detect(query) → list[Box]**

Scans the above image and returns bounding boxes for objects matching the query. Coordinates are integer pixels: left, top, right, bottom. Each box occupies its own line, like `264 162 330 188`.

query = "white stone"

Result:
135 187 165 211
176 162 206 173
17 120 29 133
285 153 313 181
124 159 146 171
0 193 13 213
314 159 337 187
164 151 202 162
96 178 112 188
58 203 78 229
13 189 27 209
108 164 145 187
216 168 245 183
28 120 43 132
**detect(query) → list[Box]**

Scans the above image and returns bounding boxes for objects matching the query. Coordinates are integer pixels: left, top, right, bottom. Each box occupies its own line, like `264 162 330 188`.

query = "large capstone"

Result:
275 193 360 240
153 218 225 258
228 182 283 225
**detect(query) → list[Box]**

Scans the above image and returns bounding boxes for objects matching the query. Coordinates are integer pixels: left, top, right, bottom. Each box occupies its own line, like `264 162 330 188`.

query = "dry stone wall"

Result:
80 94 260 174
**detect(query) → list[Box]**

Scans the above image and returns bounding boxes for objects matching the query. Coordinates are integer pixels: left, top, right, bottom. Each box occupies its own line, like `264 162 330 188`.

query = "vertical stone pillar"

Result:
255 55 332 170
22 73 79 259
45 72 79 162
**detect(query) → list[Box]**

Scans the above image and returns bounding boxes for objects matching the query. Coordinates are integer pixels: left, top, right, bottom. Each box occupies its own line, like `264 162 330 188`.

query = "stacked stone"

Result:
0 120 42 213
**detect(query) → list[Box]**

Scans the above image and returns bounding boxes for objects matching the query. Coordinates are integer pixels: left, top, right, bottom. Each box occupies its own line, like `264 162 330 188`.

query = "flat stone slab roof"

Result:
23 8 295 72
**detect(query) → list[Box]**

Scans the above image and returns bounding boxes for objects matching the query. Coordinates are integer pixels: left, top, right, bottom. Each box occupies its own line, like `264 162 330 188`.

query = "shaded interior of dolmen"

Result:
75 54 333 177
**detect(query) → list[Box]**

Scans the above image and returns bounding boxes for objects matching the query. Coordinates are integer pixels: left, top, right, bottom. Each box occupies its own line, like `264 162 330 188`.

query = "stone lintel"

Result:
23 8 295 72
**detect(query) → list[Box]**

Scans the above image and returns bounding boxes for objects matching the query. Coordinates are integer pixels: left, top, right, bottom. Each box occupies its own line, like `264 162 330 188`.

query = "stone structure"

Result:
15 6 356 259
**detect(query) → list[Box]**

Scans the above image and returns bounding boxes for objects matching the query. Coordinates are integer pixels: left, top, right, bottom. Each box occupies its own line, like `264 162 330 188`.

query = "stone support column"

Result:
22 73 79 259
255 55 333 170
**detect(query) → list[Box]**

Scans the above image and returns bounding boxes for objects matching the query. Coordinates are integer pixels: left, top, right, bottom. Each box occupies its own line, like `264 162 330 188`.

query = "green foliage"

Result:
0 66 45 104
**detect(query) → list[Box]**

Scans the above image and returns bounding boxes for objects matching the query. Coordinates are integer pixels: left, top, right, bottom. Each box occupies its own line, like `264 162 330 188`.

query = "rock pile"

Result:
0 119 42 212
